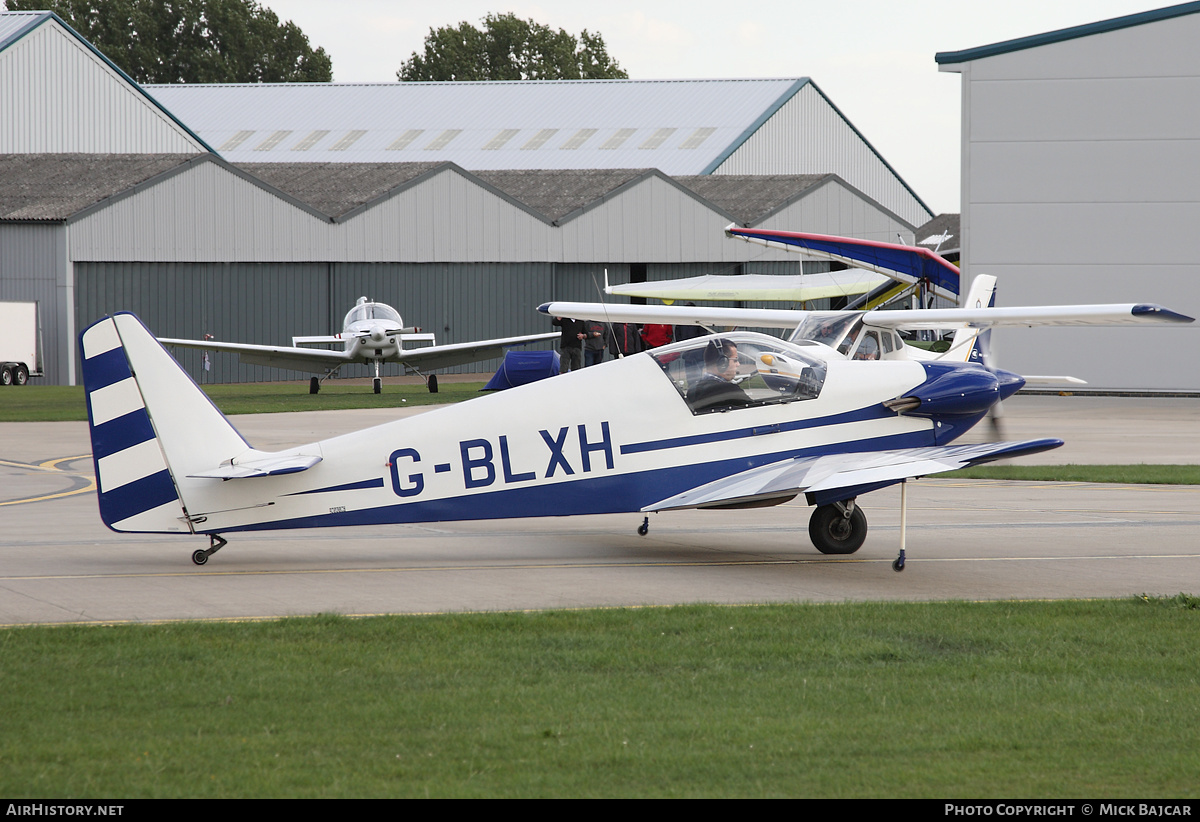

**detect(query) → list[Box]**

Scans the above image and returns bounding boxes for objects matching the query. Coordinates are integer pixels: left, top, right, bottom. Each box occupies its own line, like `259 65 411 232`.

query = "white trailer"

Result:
0 302 44 385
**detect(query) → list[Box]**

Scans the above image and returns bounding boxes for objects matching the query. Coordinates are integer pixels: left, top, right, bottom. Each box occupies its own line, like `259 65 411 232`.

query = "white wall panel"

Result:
971 140 1200 204
714 83 929 227
0 22 206 154
971 77 1200 143
967 14 1200 81
952 9 1200 390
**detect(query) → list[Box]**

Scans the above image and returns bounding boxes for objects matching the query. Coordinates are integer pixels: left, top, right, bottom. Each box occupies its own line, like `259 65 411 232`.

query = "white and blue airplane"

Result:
79 261 1191 571
160 296 558 395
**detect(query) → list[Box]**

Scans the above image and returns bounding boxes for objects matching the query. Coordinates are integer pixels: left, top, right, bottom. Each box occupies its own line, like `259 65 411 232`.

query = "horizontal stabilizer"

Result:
188 452 322 479
644 439 1063 512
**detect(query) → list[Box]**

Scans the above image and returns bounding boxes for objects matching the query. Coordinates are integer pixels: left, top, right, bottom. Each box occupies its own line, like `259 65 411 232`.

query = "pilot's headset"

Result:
705 338 731 370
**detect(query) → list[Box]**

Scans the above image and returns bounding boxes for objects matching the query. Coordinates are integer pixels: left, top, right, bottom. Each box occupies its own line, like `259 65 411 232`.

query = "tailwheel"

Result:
808 501 867 554
192 534 228 566
637 516 649 536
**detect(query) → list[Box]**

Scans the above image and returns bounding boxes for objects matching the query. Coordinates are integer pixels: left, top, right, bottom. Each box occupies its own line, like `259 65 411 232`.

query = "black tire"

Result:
14 365 28 385
808 504 868 554
309 376 320 394
192 550 209 566
1 367 12 386
427 373 438 394
373 378 382 394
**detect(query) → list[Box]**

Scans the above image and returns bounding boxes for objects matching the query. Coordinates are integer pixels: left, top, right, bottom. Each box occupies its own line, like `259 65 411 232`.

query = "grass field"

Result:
0 381 485 421
2 598 1197 798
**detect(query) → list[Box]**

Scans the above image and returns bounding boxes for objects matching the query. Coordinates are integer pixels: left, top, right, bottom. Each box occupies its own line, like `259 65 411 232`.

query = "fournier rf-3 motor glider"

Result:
80 227 1192 571
159 296 558 395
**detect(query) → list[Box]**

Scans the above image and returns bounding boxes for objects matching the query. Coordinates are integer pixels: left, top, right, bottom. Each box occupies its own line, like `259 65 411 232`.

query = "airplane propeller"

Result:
973 328 1008 439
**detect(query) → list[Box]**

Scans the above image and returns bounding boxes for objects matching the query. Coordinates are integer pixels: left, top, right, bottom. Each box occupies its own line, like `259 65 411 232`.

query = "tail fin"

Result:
940 275 997 363
79 313 250 533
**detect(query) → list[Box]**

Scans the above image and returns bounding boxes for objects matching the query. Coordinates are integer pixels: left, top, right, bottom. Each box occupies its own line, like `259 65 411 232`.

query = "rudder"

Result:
79 313 250 533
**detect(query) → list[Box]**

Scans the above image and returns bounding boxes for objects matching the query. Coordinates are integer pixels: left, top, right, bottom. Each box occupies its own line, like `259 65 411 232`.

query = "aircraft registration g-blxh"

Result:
79 269 1191 572
159 296 558 395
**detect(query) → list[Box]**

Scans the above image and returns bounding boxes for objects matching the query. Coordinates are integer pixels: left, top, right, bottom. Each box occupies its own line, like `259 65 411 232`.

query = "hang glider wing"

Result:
158 338 351 373
645 439 1064 512
726 226 961 300
605 271 889 303
385 332 559 372
538 301 812 330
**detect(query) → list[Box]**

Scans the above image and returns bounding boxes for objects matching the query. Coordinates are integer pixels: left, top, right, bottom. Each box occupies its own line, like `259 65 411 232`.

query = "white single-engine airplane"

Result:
80 255 1191 572
160 297 557 394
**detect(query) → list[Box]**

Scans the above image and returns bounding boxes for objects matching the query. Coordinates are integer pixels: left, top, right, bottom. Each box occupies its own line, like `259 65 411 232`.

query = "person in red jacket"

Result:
640 323 673 350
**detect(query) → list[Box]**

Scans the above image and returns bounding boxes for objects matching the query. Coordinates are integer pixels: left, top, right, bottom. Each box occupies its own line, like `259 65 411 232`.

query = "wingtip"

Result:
1132 304 1195 323
536 302 552 314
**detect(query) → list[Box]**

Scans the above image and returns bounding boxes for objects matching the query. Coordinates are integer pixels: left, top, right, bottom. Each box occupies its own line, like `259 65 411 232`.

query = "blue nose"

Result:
896 362 1023 419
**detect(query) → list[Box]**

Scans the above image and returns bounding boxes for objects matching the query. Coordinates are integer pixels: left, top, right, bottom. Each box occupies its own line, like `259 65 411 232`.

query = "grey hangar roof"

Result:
146 78 819 173
144 77 934 227
0 154 866 230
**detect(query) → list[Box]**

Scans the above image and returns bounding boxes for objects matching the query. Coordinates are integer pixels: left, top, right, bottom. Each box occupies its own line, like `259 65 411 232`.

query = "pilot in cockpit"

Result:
687 338 752 412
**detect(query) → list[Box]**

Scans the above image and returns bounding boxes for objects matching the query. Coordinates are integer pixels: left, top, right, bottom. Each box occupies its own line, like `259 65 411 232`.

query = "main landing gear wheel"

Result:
808 502 867 555
192 535 228 566
427 373 438 394
309 376 321 394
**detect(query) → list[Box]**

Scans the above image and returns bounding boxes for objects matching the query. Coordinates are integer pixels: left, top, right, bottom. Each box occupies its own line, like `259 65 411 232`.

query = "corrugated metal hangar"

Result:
938 2 1200 391
1 10 927 386
6 7 1196 391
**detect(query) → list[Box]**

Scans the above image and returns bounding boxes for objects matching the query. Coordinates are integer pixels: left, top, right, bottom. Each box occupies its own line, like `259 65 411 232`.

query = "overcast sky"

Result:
261 1 1169 216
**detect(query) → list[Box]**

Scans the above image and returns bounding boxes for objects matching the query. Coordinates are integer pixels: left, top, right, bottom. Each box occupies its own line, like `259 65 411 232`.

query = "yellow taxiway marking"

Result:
0 455 96 505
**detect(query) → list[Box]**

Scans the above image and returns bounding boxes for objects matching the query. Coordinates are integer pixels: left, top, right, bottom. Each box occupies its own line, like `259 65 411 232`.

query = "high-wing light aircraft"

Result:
160 297 558 394
80 277 1190 571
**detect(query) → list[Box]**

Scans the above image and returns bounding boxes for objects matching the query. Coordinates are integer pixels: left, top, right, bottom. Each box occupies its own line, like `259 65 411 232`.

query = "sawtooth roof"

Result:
0 153 197 220
1 155 895 228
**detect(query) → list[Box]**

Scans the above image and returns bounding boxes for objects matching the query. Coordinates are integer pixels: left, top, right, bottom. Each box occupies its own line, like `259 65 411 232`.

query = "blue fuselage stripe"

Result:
211 428 933 534
620 403 890 454
288 478 386 496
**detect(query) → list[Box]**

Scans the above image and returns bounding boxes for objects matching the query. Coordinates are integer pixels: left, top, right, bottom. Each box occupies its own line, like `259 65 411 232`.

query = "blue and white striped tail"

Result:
79 313 249 533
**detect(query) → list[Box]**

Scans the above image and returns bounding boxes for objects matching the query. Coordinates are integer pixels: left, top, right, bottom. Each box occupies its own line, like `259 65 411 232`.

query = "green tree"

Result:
398 12 627 81
5 0 332 83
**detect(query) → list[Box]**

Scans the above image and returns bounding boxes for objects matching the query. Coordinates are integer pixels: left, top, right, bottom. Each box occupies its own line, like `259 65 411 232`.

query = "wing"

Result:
605 271 889 303
538 301 812 330
539 301 1194 336
725 225 962 300
158 337 351 373
396 332 558 372
865 303 1195 331
644 439 1063 512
